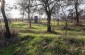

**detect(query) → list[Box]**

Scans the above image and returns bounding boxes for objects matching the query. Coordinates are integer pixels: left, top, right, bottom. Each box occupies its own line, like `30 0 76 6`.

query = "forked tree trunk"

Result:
1 0 11 39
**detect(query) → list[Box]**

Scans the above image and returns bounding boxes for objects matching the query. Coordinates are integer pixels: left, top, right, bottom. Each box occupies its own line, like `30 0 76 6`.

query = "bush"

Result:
0 28 19 48
10 28 19 38
0 28 4 40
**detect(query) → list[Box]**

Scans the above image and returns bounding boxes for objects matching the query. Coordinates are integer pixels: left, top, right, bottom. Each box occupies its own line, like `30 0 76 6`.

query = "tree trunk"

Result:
75 0 79 25
64 18 68 36
57 18 60 26
47 15 51 32
1 0 11 39
28 9 31 28
28 0 31 28
29 18 31 28
22 10 24 22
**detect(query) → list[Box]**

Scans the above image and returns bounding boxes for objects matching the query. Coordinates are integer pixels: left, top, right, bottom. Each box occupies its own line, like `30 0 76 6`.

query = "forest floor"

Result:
0 20 85 55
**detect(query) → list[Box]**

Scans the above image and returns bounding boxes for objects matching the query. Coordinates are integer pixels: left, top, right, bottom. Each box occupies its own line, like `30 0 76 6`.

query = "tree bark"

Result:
1 0 11 39
47 14 51 32
28 8 31 28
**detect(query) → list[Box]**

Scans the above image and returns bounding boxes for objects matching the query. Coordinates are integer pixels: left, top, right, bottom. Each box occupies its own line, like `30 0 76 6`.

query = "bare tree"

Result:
74 0 83 25
17 0 34 28
0 0 11 39
67 0 83 25
36 0 59 32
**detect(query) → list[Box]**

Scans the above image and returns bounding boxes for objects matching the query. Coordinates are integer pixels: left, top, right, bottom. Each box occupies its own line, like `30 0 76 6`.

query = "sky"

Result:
5 0 21 18
6 0 15 5
4 0 85 18
5 0 39 18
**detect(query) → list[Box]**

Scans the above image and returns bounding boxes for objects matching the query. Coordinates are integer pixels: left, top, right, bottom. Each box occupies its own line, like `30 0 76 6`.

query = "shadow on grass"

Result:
62 27 81 32
49 31 61 35
13 35 35 55
33 22 47 26
67 28 80 32
20 29 61 35
28 27 36 29
20 35 34 41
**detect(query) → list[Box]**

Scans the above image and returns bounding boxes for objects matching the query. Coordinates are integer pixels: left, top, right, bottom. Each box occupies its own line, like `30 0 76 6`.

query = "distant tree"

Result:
60 0 84 25
74 0 83 25
17 0 34 28
67 0 83 25
0 0 11 39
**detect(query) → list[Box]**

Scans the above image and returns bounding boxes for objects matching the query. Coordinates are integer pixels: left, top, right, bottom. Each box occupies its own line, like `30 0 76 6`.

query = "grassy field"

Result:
0 20 85 55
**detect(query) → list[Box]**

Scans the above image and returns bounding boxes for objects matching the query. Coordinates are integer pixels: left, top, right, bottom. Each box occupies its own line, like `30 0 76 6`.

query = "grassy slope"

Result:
0 21 85 55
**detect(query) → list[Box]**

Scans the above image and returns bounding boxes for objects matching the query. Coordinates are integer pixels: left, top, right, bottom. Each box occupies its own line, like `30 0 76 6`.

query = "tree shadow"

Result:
48 31 61 35
20 35 34 41
62 27 81 32
20 29 61 35
28 27 36 29
13 35 35 55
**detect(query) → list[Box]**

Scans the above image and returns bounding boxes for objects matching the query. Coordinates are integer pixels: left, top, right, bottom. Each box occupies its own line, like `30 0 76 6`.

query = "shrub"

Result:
10 28 19 38
0 28 19 48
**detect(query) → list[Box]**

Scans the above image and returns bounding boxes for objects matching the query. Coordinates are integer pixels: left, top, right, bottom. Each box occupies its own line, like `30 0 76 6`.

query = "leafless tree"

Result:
17 0 35 28
35 0 59 32
67 0 83 25
0 0 11 39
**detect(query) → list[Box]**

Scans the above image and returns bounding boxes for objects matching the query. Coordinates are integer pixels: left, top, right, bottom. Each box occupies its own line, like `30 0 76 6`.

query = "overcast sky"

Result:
5 0 21 18
4 0 85 18
5 0 40 18
6 0 15 5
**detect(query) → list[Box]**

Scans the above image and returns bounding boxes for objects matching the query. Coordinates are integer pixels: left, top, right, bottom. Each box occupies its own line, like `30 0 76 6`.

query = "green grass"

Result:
0 21 85 55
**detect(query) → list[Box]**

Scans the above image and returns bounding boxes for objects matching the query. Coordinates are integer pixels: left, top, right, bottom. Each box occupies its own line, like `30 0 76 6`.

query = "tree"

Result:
36 0 58 32
0 0 11 39
17 0 34 27
27 0 31 27
74 0 83 25
67 0 83 25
